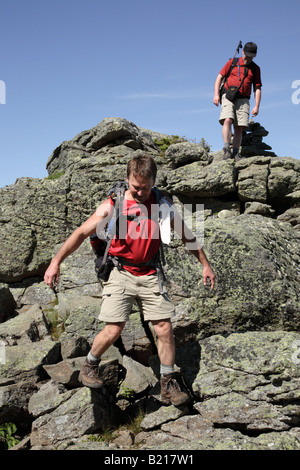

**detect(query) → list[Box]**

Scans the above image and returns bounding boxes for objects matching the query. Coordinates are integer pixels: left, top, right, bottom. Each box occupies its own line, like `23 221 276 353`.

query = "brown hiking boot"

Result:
160 374 190 406
79 359 104 389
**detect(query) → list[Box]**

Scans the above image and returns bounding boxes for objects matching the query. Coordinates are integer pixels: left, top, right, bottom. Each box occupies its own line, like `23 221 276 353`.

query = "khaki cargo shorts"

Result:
98 267 175 323
219 95 250 127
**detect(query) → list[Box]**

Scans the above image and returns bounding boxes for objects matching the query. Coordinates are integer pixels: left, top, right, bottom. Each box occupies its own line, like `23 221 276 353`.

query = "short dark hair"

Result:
127 153 157 181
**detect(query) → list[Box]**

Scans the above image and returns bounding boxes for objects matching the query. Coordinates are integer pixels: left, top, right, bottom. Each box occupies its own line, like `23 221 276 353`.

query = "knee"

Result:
104 322 125 342
234 125 243 134
224 118 233 126
152 320 173 339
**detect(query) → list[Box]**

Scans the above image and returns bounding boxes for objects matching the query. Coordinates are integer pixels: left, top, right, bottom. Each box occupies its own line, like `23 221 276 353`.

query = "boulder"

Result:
28 381 75 419
268 157 300 204
164 141 211 168
0 338 60 431
193 330 300 433
0 338 60 382
137 331 300 450
30 387 116 448
58 304 100 359
46 117 159 175
277 207 300 228
0 283 16 323
120 356 157 397
0 304 51 345
236 156 270 202
0 176 70 283
165 214 300 340
166 159 235 197
244 201 275 217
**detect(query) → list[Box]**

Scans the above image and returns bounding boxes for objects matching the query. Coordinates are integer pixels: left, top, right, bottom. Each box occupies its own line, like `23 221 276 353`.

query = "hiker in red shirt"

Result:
213 42 262 160
44 153 215 406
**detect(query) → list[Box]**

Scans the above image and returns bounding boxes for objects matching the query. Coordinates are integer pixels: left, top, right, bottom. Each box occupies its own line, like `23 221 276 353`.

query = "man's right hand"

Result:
213 94 220 106
44 262 60 290
213 74 223 107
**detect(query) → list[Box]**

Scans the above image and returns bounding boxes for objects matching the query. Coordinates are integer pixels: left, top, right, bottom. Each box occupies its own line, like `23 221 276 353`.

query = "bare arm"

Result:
44 199 112 288
213 73 223 106
252 86 261 116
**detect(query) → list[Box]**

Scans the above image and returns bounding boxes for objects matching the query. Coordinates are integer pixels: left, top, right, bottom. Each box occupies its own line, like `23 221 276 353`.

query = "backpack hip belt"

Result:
110 251 167 295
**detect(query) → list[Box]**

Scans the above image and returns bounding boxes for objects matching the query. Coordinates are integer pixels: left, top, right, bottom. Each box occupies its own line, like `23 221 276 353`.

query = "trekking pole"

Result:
233 40 242 59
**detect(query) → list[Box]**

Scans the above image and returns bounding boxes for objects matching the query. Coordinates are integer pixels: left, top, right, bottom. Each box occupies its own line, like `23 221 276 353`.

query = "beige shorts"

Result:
98 267 175 323
219 95 250 127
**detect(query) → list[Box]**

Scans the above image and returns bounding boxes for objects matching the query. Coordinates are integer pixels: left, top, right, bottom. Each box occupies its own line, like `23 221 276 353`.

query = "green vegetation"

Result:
0 422 19 449
118 381 135 401
154 135 211 155
87 427 115 443
127 408 144 435
199 137 211 152
43 301 66 340
154 135 186 154
45 169 65 180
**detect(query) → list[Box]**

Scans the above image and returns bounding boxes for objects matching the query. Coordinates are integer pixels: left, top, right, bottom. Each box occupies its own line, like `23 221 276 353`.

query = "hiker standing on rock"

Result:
213 42 262 161
44 153 215 406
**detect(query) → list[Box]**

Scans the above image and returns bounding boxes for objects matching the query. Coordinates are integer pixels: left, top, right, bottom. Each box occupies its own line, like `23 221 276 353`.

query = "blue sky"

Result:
0 0 299 188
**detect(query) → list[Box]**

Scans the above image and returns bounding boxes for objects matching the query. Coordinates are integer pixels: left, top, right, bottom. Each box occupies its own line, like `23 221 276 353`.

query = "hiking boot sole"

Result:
160 393 190 407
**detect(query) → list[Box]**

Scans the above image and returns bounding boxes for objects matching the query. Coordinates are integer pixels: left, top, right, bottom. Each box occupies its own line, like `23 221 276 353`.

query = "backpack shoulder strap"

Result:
151 187 172 267
220 57 239 97
224 57 239 86
108 181 128 237
100 181 128 266
152 186 165 208
227 57 238 78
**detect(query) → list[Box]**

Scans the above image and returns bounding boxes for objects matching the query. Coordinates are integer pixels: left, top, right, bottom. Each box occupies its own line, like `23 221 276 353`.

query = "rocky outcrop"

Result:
0 117 300 450
138 331 300 450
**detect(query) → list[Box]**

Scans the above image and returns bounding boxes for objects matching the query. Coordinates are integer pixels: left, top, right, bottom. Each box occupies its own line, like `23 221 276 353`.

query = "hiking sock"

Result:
160 363 174 376
224 142 230 150
87 351 101 364
232 147 239 156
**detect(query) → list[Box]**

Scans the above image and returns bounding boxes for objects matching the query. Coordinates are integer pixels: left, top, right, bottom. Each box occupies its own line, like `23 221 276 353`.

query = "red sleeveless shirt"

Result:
108 192 161 276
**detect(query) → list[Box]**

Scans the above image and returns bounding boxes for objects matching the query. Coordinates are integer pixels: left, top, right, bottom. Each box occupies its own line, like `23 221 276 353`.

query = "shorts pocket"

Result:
99 281 128 322
101 283 125 298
